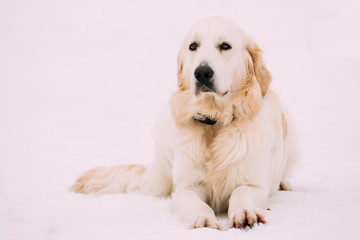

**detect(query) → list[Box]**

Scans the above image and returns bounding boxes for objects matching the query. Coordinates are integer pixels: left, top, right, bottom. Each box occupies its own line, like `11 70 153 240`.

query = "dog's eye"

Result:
189 42 198 51
220 42 232 51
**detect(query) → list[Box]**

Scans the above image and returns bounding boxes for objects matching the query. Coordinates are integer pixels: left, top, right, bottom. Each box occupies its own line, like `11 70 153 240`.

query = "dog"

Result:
70 16 297 230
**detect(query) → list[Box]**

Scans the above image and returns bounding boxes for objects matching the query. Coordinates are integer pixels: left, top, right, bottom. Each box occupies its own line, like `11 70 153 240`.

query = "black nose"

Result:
194 66 214 84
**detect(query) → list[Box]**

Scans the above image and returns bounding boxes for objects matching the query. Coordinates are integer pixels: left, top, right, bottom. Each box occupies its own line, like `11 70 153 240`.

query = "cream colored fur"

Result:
70 16 297 230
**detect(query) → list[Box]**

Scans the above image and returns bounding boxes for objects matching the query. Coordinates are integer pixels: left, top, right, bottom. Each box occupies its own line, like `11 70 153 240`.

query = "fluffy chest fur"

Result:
171 91 285 213
172 122 264 212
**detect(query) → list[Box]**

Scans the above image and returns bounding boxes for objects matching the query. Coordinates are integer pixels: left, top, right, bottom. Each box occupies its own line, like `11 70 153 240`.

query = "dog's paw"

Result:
229 208 266 229
279 181 292 191
191 214 221 230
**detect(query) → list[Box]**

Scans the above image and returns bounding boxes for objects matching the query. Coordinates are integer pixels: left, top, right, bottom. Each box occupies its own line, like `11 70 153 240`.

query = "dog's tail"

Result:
69 164 146 195
69 164 172 197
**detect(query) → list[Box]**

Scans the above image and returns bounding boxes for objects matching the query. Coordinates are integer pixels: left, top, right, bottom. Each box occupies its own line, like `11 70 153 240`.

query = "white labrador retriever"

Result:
70 16 297 230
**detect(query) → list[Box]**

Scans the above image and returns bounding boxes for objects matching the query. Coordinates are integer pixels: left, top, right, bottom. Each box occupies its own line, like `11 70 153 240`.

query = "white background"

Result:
1 0 360 239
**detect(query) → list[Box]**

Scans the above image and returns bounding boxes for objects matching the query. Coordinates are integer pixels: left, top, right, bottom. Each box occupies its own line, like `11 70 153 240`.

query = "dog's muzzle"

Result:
194 65 215 93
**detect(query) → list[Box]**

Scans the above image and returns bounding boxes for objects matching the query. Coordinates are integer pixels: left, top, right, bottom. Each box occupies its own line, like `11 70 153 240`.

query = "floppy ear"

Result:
177 43 188 91
246 41 272 97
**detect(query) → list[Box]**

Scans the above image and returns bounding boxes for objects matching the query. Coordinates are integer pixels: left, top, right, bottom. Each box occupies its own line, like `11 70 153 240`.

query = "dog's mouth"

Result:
195 87 229 96
195 84 215 95
193 113 217 125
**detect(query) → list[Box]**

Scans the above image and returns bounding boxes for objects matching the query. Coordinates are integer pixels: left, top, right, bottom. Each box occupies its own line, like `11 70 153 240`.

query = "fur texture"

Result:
70 16 297 230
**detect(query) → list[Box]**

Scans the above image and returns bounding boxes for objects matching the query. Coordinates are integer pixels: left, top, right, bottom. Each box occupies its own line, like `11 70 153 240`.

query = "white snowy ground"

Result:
1 0 360 239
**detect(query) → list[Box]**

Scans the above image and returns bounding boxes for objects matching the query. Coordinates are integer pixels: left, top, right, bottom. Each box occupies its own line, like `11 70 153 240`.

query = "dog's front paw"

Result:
229 208 266 229
191 214 221 230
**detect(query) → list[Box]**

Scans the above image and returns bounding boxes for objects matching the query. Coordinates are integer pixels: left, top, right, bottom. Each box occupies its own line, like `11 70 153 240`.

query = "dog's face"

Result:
177 16 271 98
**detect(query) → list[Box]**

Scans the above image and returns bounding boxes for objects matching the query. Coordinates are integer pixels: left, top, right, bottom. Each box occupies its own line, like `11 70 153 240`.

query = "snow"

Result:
1 0 360 239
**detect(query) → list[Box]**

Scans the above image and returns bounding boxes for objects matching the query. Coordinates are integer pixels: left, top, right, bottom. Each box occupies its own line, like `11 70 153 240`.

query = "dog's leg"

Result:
140 163 173 198
279 112 297 192
171 187 221 230
228 186 267 228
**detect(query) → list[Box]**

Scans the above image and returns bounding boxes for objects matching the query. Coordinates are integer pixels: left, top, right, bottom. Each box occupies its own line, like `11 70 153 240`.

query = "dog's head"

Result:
177 16 271 99
172 17 272 127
